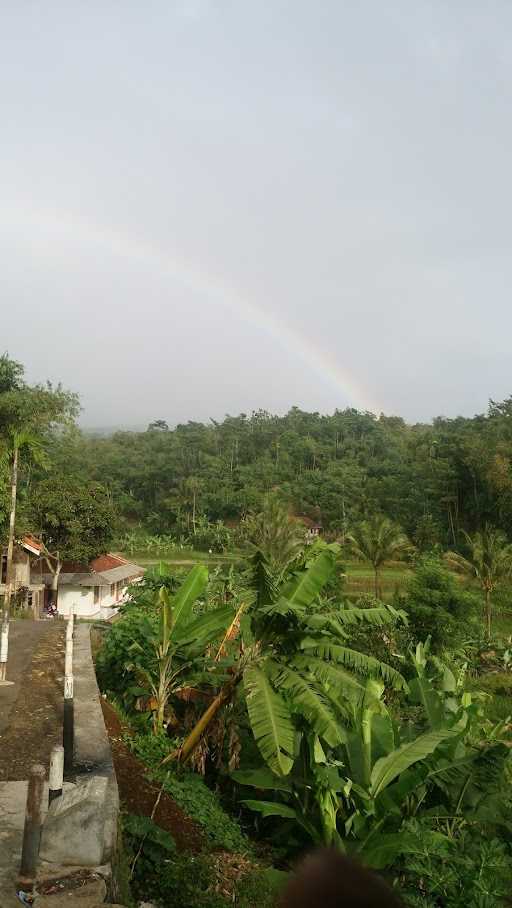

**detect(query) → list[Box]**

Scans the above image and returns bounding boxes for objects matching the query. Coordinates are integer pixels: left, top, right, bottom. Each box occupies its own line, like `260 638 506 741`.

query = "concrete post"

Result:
19 764 46 883
63 631 74 773
0 618 13 685
66 608 74 640
49 744 64 805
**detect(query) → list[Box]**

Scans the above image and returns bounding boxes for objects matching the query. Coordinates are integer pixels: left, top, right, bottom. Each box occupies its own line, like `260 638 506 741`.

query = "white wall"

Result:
56 579 138 619
57 586 97 618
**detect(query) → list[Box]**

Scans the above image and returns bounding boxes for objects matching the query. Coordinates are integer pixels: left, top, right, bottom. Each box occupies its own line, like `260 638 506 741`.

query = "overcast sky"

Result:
1 2 511 427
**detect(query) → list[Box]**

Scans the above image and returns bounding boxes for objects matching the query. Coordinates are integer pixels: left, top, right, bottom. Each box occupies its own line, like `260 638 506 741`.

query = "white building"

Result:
40 552 144 620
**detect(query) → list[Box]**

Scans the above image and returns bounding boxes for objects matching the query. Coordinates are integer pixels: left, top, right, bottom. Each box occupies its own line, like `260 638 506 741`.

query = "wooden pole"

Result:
19 764 46 883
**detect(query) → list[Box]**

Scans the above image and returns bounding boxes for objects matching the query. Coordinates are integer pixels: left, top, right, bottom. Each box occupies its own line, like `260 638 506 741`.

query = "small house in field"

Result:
291 515 323 544
37 553 144 620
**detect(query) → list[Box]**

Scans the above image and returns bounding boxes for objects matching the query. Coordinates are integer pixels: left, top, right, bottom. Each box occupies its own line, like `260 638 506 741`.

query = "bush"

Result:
402 557 478 650
129 733 250 853
123 812 226 907
396 819 512 907
123 812 281 907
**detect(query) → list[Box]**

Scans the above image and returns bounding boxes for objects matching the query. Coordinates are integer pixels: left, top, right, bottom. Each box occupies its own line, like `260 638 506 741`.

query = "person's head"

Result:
278 849 403 908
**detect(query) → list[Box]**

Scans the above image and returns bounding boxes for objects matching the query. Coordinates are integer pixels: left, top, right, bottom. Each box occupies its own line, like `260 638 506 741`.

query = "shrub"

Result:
129 733 250 854
402 557 478 650
123 812 280 907
396 820 512 907
123 813 226 907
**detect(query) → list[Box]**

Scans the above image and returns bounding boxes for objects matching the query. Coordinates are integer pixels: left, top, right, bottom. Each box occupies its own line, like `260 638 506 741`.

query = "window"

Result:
1 554 7 585
93 586 100 605
110 583 115 598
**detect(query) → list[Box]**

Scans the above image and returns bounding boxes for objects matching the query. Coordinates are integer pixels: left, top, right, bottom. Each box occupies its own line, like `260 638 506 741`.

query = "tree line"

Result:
43 396 512 547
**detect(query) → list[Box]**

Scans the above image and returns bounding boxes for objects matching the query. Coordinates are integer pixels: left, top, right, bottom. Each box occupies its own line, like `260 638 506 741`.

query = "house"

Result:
0 536 46 616
291 515 323 544
37 552 144 620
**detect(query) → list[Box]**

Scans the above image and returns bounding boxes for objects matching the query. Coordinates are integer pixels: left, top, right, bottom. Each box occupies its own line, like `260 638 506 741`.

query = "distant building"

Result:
38 552 144 620
1 539 143 620
0 536 46 615
291 515 323 544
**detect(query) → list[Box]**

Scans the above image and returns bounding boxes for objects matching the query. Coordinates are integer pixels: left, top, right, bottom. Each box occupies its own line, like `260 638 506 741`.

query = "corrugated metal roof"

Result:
38 560 143 588
84 563 143 586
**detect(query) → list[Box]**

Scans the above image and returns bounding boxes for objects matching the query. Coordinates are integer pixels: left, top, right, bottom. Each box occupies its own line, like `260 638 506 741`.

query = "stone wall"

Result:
40 625 119 870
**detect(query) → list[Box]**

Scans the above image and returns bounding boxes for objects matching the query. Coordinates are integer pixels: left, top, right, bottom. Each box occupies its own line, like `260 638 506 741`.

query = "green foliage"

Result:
446 525 512 635
402 557 478 649
96 564 234 732
26 475 116 562
123 812 225 907
237 639 512 869
243 495 305 573
346 515 412 597
128 733 250 853
397 820 512 907
235 869 288 906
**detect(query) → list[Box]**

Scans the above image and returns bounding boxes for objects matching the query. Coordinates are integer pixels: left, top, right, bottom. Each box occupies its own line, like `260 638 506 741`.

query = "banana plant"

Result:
167 543 408 770
125 565 234 732
237 650 511 867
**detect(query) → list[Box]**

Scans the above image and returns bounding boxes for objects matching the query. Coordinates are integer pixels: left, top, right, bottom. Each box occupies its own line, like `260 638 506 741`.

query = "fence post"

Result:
63 625 74 773
0 617 9 683
49 744 64 805
19 764 46 884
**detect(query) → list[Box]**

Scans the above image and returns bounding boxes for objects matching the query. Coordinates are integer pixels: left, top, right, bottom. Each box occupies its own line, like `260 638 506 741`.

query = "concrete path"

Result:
0 621 56 735
0 622 63 905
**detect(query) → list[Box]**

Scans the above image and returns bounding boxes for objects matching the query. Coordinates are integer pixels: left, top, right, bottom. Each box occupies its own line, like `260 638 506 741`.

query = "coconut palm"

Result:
0 430 47 621
0 430 47 681
244 496 305 576
346 515 412 599
445 525 512 637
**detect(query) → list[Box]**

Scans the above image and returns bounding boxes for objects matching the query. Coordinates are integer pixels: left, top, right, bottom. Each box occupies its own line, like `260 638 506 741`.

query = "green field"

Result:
124 547 411 596
127 548 245 568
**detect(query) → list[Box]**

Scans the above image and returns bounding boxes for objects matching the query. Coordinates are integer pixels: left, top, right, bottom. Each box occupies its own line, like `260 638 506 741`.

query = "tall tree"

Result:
0 356 78 680
244 495 305 575
27 476 116 604
346 515 411 598
1 430 48 623
445 525 512 636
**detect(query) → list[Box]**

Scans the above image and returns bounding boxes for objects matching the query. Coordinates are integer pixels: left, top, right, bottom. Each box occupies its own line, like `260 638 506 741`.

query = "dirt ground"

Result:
101 698 205 853
0 620 65 781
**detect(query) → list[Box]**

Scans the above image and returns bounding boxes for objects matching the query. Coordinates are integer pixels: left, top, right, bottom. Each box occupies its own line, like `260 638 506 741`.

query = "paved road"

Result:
0 621 55 735
0 620 65 781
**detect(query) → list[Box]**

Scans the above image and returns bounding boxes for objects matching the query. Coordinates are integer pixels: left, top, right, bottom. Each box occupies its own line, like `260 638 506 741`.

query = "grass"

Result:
125 549 245 567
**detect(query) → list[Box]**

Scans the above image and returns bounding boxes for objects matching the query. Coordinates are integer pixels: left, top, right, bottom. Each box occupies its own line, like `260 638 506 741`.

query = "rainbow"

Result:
5 202 382 414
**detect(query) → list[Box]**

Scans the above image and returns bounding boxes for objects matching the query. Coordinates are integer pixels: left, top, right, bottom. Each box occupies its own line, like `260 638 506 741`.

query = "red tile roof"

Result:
21 535 43 554
90 553 128 573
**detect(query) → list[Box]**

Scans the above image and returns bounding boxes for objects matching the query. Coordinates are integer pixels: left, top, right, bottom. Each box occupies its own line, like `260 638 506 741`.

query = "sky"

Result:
1 2 511 428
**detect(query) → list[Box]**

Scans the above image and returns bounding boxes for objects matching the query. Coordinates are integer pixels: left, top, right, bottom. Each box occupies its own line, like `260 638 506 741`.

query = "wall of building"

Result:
56 579 136 619
57 586 97 618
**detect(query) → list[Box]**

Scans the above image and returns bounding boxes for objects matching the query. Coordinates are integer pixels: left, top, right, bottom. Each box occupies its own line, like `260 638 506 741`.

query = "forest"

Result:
2 354 512 907
22 393 512 550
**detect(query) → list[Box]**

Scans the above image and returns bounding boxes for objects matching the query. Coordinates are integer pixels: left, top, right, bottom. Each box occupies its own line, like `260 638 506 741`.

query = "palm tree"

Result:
244 496 305 576
0 430 47 681
1 430 47 622
346 515 412 599
163 544 407 773
445 525 512 637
